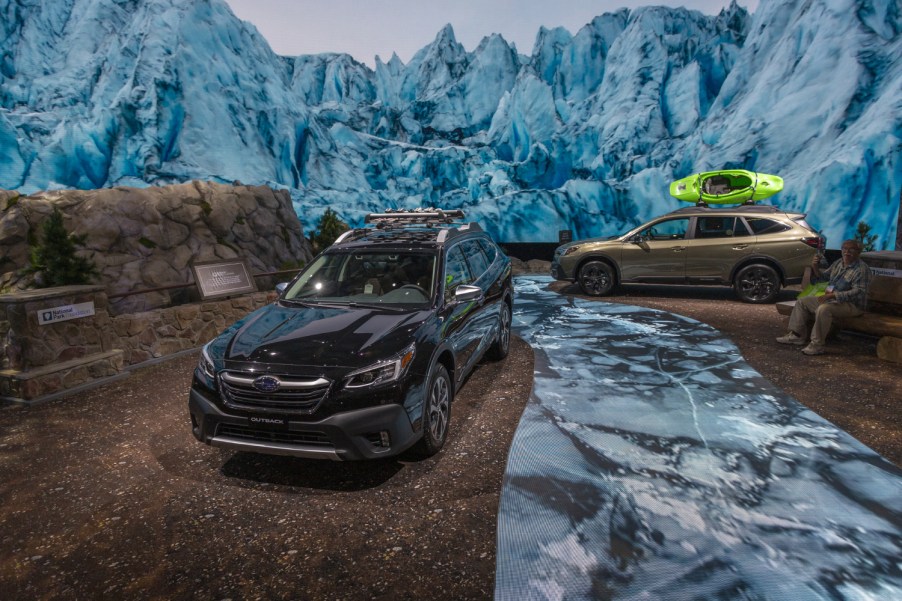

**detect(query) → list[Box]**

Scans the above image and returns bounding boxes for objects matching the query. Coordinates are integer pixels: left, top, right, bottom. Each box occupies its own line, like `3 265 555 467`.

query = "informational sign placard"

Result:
191 260 257 300
871 267 902 278
559 230 573 244
37 301 95 325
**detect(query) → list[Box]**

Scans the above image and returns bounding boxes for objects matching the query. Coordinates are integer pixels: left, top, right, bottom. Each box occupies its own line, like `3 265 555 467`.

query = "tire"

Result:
415 363 453 457
486 301 512 360
578 261 615 296
734 263 781 303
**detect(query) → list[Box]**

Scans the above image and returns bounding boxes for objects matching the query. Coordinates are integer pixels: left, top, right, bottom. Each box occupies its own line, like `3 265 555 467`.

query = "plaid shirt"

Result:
816 258 872 311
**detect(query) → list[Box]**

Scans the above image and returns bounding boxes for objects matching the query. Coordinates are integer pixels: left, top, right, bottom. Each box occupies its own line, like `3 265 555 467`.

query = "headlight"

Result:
563 245 581 256
198 343 216 378
345 345 415 389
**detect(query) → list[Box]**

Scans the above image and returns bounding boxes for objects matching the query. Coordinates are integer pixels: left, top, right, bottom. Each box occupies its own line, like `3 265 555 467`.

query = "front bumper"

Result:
189 385 420 461
550 259 573 281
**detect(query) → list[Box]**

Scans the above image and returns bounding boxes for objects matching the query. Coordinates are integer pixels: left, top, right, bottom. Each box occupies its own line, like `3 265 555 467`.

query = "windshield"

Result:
283 251 437 306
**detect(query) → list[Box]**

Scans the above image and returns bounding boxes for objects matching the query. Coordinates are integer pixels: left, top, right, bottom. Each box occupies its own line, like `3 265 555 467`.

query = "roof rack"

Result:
364 208 466 229
332 208 480 246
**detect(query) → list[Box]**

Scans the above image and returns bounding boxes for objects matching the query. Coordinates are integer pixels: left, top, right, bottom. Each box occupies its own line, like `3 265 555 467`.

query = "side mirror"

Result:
275 282 288 294
629 234 645 244
454 285 483 303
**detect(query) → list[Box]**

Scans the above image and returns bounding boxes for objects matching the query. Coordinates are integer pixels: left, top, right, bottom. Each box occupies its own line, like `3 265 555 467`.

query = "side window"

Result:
746 218 791 235
694 216 751 238
461 240 490 279
443 246 473 300
478 239 497 264
732 218 752 237
643 218 689 240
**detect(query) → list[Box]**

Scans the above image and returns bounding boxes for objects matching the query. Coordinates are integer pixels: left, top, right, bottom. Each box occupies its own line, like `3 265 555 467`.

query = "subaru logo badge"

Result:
253 375 281 393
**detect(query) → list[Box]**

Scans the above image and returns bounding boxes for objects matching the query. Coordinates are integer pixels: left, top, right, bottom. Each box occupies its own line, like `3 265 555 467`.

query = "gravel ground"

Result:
0 279 898 600
0 339 534 601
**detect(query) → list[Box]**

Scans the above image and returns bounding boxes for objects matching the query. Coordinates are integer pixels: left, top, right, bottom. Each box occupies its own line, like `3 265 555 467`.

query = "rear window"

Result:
791 217 817 233
745 218 791 235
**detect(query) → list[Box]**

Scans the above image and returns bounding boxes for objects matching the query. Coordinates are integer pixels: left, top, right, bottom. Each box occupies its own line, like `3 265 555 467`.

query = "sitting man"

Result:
777 239 872 355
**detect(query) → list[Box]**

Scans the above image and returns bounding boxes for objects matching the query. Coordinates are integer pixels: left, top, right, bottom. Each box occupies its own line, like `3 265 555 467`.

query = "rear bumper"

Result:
189 385 419 461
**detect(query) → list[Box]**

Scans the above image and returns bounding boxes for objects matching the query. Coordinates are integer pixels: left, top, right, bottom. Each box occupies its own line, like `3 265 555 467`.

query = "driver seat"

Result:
363 278 382 295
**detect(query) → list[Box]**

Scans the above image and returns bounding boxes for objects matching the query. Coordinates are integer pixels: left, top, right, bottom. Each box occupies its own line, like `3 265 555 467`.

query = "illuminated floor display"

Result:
496 276 902 600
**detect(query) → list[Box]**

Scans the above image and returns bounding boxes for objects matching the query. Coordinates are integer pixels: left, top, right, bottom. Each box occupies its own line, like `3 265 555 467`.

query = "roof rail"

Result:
669 204 785 215
365 208 466 228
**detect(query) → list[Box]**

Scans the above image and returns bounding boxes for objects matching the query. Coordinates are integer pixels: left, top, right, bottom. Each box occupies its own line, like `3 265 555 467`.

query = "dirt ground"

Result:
0 279 898 600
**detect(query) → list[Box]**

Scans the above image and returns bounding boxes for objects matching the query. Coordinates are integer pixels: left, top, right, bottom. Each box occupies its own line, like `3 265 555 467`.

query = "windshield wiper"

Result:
283 298 408 311
280 298 320 307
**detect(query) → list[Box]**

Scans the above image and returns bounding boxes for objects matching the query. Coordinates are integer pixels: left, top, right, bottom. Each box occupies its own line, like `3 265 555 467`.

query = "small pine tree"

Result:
310 208 349 253
26 208 98 287
854 221 878 252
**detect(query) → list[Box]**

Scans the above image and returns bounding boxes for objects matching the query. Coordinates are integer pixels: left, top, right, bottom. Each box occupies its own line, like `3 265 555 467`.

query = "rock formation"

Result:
0 182 313 313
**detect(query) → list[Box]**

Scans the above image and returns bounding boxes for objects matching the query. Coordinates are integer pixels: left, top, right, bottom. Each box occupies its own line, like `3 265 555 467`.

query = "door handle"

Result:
732 244 749 250
672 246 687 252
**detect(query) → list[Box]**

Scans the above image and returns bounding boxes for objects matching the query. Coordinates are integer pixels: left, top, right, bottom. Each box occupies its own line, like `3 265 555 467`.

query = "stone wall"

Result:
0 181 313 313
1 286 274 402
111 292 274 366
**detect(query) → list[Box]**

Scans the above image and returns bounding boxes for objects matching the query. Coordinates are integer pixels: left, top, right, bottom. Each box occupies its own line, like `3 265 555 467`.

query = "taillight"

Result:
801 237 822 249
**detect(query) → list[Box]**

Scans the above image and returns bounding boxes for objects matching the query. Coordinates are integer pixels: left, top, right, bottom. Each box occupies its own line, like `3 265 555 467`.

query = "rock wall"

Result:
0 181 314 312
111 292 275 366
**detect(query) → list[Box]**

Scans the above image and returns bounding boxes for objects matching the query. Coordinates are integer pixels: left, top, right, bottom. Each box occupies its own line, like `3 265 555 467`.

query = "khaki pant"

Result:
789 296 863 346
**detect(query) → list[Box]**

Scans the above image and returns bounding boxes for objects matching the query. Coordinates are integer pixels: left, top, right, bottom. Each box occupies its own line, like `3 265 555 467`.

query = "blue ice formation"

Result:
497 276 902 599
0 0 899 247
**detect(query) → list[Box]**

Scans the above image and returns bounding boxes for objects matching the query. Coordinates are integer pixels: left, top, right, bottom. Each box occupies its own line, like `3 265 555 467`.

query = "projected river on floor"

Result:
495 276 902 600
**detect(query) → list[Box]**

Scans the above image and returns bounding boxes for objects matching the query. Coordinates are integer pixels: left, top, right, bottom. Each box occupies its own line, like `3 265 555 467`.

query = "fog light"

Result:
379 431 391 448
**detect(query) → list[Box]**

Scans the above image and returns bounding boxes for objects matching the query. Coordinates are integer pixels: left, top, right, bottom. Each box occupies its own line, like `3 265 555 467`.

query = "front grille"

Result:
219 371 331 414
217 424 332 447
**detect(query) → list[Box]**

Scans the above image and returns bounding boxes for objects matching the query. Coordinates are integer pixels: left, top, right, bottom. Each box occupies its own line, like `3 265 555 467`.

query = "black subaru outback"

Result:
189 209 513 461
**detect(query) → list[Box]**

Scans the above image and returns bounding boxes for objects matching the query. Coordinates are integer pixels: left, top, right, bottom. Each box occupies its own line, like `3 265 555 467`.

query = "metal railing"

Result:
107 269 302 300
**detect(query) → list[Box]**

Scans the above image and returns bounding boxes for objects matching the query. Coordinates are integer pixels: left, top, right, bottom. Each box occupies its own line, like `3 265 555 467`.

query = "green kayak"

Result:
669 170 784 204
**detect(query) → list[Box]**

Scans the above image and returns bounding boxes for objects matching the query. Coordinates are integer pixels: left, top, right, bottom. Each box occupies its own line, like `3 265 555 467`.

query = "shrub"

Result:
25 208 98 287
309 208 349 254
278 259 306 271
854 221 878 252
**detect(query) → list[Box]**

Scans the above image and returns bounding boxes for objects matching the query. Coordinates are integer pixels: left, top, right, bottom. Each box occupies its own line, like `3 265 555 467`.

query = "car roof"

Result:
330 209 485 250
664 204 805 218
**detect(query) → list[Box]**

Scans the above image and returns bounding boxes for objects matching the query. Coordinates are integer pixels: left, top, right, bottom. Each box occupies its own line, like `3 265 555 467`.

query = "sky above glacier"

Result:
224 0 760 67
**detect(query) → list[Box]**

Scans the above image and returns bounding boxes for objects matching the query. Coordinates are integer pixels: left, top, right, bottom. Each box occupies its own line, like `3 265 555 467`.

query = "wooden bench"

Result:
776 251 902 363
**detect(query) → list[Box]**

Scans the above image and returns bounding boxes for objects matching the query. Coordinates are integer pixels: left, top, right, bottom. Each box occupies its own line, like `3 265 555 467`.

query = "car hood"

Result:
220 301 431 369
557 235 622 252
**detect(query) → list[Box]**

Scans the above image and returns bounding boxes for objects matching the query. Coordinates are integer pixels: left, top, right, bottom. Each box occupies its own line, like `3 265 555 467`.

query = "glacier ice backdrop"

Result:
0 0 900 249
